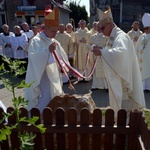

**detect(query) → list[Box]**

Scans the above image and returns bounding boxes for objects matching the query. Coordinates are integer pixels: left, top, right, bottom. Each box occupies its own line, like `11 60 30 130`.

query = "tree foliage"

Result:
65 0 89 29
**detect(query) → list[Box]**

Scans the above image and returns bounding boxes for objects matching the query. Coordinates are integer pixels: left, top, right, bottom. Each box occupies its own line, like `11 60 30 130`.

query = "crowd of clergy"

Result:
0 12 150 92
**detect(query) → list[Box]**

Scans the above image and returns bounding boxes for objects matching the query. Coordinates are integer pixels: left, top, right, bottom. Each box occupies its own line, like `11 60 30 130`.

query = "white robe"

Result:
10 33 28 59
136 33 150 90
0 32 14 58
24 32 69 112
21 30 34 41
101 26 145 116
67 31 77 68
127 29 143 47
87 32 108 89
55 31 74 56
75 28 91 80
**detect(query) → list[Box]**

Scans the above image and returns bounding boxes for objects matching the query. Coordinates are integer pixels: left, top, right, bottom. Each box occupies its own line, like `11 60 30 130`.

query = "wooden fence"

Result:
0 107 150 150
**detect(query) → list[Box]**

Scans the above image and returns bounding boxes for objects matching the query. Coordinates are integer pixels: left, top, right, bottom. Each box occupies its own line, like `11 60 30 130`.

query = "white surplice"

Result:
0 32 14 58
21 30 34 41
10 33 28 59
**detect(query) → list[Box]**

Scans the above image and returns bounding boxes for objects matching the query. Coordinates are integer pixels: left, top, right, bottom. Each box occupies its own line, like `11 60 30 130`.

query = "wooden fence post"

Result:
128 109 142 150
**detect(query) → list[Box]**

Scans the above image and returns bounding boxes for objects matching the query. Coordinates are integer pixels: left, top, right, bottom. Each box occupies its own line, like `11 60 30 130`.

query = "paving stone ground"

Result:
0 76 150 111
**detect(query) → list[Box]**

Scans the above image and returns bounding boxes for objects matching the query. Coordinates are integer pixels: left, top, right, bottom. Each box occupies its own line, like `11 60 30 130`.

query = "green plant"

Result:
0 55 46 149
144 110 150 127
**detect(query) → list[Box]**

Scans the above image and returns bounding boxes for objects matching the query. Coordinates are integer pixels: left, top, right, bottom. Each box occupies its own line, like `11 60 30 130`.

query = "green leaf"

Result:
28 117 39 124
19 117 28 122
1 55 11 65
20 132 35 150
0 63 5 72
1 77 13 92
36 124 46 133
0 126 16 141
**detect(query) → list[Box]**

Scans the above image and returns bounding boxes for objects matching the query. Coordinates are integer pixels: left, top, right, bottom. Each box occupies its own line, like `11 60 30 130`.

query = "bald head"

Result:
58 24 65 33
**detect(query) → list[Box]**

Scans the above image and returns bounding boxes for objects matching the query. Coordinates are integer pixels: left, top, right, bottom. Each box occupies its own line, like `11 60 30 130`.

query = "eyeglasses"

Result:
144 27 150 30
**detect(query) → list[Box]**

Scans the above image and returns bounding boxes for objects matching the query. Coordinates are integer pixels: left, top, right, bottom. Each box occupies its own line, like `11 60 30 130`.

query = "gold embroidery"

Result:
140 49 144 55
139 58 143 64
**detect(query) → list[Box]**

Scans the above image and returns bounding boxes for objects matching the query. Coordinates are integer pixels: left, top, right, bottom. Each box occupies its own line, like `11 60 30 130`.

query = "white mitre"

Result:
142 13 150 28
97 6 113 27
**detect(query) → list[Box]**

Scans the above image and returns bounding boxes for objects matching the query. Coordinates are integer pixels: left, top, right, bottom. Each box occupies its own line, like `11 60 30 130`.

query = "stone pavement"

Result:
0 76 150 111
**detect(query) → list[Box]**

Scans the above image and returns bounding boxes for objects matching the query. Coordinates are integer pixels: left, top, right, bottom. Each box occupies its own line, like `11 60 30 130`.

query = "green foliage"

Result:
0 56 46 149
0 126 15 141
65 0 89 28
144 110 150 127
20 132 35 150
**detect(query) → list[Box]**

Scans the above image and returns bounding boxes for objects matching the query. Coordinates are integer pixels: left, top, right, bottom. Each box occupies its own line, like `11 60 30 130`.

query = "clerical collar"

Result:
15 33 22 37
3 32 10 36
23 30 29 32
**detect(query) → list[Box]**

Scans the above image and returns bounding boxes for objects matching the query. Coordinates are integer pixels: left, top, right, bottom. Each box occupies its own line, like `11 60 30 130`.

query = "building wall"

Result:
15 0 67 10
15 0 70 27
120 1 150 32
59 9 70 25
0 0 70 31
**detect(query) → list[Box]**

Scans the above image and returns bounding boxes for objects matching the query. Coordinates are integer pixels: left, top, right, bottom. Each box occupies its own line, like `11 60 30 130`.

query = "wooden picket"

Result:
0 107 150 150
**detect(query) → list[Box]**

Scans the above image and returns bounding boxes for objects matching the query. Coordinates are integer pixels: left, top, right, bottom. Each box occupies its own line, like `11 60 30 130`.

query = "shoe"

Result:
69 76 76 79
105 89 109 93
144 90 150 93
91 88 99 91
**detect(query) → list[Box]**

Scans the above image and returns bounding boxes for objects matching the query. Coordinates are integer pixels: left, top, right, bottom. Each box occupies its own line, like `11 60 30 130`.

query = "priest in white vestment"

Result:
127 21 143 48
24 6 69 113
92 7 145 119
75 19 91 81
21 22 34 41
10 25 28 77
11 26 28 60
87 23 108 90
66 23 76 67
89 21 98 35
55 24 74 83
136 13 150 91
0 24 14 59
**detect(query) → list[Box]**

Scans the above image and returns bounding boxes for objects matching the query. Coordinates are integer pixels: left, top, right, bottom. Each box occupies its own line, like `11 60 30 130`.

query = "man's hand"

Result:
92 45 102 56
134 36 138 42
49 42 57 52
79 38 86 43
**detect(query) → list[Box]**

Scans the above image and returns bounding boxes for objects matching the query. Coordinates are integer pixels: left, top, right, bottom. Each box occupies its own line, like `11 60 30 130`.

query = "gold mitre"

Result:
44 5 59 27
97 6 113 26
